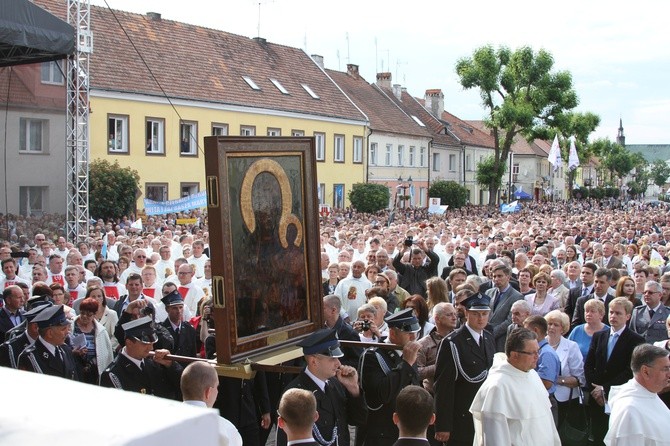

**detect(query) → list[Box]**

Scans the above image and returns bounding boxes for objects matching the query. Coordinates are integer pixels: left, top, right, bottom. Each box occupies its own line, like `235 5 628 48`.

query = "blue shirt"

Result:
568 323 609 359
537 338 561 395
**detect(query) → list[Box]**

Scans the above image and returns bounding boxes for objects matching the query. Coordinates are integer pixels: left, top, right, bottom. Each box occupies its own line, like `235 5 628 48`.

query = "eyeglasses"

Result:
515 350 539 357
643 290 661 295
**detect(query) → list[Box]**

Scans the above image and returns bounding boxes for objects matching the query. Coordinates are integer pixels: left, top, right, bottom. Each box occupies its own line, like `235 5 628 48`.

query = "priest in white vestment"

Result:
470 328 560 446
605 344 670 446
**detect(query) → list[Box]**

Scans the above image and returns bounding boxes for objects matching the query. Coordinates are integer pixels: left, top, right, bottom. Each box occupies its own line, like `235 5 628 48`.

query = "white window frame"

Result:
369 143 378 166
292 130 305 136
41 61 64 85
145 118 165 155
419 147 426 167
180 121 198 156
267 128 281 136
334 135 345 162
212 123 229 136
385 144 392 166
513 163 520 182
146 183 168 202
19 186 46 217
465 154 472 171
315 132 325 161
353 136 363 163
318 183 326 204
448 154 456 172
270 78 289 94
19 118 47 153
108 115 129 153
432 152 440 172
397 145 404 166
409 146 415 167
240 125 256 136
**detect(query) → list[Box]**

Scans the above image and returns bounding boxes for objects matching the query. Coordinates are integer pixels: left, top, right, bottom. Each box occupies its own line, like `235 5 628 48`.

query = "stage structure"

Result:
65 0 92 242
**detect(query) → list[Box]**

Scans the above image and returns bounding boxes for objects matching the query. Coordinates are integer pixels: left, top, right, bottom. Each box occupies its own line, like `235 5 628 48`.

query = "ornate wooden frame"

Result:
205 136 322 364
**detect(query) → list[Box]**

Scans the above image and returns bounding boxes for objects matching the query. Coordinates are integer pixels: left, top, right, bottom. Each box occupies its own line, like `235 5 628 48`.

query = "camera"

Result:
361 320 371 331
403 237 414 247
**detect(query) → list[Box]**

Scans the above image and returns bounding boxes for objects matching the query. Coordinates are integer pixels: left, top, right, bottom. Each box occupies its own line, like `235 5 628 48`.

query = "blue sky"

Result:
91 0 670 144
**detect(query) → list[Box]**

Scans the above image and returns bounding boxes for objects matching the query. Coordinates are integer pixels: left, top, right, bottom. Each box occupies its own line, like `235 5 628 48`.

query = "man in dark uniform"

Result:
433 293 495 446
276 328 368 446
278 388 320 446
0 302 52 368
160 290 197 357
359 308 421 446
100 316 182 400
17 305 79 381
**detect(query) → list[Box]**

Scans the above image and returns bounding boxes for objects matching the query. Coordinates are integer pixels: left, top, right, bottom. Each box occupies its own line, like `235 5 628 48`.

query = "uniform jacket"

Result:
17 339 79 381
0 331 32 368
485 286 524 352
161 319 198 357
358 346 419 446
100 353 183 400
433 325 494 444
276 371 368 446
629 304 670 343
584 327 644 397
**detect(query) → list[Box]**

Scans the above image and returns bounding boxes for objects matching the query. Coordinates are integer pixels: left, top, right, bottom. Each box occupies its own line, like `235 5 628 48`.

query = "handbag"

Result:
558 386 590 446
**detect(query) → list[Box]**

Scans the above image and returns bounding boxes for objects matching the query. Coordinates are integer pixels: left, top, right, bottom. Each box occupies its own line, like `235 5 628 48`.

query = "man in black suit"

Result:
434 293 495 446
571 268 614 331
485 264 524 352
0 286 25 340
0 302 51 369
100 316 182 400
392 385 434 446
393 240 439 298
17 305 79 381
584 297 645 445
565 262 597 323
277 388 320 446
276 329 367 446
160 290 197 357
322 294 363 368
359 309 421 446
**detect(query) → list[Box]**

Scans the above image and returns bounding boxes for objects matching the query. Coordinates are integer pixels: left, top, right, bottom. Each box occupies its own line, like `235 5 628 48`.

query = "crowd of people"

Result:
1 197 670 445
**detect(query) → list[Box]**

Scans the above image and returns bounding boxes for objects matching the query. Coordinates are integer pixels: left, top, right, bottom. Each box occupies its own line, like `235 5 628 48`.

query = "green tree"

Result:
650 159 670 188
591 139 636 184
348 183 390 213
89 159 140 220
428 180 469 209
456 45 581 205
475 156 506 198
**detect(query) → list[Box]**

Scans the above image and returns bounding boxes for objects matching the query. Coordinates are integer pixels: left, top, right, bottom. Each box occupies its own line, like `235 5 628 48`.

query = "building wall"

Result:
0 108 67 216
368 132 431 207
90 92 367 209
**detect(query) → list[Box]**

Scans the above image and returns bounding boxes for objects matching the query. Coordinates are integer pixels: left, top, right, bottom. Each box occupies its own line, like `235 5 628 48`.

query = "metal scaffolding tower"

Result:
65 0 92 242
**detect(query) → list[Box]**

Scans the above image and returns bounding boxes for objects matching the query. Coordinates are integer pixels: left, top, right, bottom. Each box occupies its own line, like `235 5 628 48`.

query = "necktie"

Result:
492 289 501 311
140 361 145 371
582 287 589 297
607 333 619 360
649 308 655 319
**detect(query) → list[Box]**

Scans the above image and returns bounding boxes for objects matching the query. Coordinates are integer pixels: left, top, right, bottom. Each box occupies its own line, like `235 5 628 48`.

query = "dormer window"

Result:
270 78 289 95
301 84 319 99
242 76 261 90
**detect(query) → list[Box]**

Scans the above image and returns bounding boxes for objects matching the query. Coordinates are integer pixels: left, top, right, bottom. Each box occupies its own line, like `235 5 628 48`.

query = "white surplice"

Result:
470 359 561 446
604 378 670 446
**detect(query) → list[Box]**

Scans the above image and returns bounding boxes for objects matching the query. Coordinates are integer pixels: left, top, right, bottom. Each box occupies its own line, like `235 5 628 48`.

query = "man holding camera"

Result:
392 238 439 298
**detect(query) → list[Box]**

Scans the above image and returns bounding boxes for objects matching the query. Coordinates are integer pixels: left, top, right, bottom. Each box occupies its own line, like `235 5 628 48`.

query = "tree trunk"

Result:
488 182 499 206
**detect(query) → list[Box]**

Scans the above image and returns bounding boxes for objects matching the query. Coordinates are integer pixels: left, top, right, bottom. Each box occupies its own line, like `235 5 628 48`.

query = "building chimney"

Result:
392 84 402 100
252 36 267 45
347 64 359 78
311 54 324 69
146 12 161 21
376 72 392 89
424 89 444 118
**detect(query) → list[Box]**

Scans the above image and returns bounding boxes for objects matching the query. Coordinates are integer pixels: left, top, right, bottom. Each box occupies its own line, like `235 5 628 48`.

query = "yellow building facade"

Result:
91 92 367 209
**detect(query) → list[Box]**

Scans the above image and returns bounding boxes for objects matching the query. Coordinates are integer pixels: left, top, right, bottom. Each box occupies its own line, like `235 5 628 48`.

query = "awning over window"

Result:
0 0 75 67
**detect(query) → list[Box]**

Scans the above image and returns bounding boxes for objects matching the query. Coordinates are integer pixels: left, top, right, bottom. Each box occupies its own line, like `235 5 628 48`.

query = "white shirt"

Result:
183 400 243 446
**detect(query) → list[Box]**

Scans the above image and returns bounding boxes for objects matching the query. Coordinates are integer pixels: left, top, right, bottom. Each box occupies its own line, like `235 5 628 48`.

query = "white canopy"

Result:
0 367 219 446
